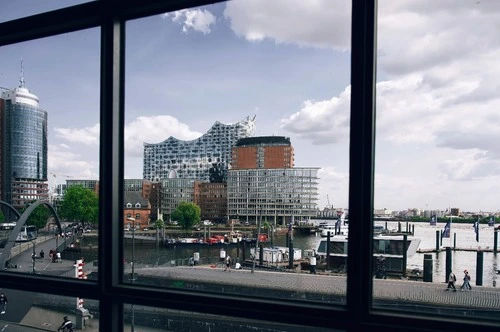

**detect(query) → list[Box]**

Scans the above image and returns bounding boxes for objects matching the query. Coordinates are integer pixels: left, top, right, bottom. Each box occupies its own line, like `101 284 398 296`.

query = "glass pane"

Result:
0 1 95 23
124 303 338 332
0 287 98 330
0 29 100 279
124 0 351 305
374 0 500 320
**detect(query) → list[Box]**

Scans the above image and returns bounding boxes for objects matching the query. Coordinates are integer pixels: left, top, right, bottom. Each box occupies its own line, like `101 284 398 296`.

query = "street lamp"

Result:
126 217 136 332
30 240 36 274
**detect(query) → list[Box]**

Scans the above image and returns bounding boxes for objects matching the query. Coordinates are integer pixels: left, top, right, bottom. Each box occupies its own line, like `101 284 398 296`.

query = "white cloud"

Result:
162 9 216 35
224 0 351 50
280 86 350 145
54 124 99 145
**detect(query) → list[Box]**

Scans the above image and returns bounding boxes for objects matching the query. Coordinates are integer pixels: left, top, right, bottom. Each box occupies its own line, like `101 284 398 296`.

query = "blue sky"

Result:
1 0 500 213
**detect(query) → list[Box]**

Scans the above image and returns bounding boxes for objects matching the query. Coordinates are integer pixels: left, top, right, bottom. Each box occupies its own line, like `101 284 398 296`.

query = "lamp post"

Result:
127 217 136 332
30 240 36 274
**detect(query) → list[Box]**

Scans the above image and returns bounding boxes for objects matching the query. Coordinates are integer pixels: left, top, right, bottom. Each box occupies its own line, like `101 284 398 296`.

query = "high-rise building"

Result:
231 136 294 169
143 116 256 182
0 66 48 212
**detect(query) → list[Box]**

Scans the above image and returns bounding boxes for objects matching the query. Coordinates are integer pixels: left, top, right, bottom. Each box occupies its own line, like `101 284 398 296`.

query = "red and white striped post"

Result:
74 259 86 308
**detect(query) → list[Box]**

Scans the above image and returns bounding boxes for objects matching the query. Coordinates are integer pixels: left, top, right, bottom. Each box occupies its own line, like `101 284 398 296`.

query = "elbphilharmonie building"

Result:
0 71 48 211
143 116 256 182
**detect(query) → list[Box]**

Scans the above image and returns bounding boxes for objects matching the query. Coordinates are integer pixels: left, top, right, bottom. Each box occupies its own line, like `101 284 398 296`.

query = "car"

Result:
142 227 149 231
124 227 130 231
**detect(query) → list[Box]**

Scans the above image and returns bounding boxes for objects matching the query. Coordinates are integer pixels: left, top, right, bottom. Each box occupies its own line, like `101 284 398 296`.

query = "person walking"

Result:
460 270 472 291
446 271 457 291
0 293 8 314
224 255 232 271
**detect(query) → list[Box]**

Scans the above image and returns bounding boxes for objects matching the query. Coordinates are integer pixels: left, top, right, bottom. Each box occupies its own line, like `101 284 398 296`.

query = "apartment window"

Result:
0 1 495 332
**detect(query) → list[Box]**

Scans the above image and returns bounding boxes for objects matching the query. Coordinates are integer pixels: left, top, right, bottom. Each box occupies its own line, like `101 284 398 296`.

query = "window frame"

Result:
0 1 497 331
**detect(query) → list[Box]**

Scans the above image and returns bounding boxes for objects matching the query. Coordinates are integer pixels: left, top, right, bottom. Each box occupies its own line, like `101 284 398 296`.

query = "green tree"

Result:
21 202 50 229
154 219 165 229
59 185 99 226
171 202 200 230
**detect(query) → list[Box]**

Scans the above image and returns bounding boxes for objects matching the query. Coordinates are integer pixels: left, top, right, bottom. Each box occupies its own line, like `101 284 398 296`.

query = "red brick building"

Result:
231 136 294 169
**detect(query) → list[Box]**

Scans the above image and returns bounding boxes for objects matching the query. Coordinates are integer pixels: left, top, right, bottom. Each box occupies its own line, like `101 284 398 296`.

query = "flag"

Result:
474 219 479 242
441 220 451 239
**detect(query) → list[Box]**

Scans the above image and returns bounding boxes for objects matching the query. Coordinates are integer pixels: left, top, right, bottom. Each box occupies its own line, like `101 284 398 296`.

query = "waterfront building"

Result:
0 68 48 212
194 181 227 223
123 191 150 230
160 177 196 221
227 168 319 226
231 136 294 169
66 179 99 196
143 116 256 182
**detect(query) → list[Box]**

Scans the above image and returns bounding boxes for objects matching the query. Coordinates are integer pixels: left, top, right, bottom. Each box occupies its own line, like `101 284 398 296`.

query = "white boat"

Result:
320 223 349 237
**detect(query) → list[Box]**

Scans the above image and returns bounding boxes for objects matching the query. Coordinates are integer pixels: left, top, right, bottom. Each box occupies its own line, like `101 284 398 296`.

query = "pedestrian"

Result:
56 251 61 263
460 270 472 291
0 293 7 314
446 271 457 291
224 255 232 271
40 249 45 259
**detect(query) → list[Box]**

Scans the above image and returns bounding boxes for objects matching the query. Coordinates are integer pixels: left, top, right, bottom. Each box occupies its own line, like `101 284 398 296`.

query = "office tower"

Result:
231 136 294 169
227 167 319 226
0 67 48 212
143 115 256 182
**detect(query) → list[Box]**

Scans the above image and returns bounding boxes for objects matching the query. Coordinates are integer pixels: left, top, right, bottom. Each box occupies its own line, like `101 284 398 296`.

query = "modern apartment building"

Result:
160 178 196 221
227 168 319 226
66 179 100 196
231 136 294 169
143 116 256 182
194 181 227 222
0 72 48 212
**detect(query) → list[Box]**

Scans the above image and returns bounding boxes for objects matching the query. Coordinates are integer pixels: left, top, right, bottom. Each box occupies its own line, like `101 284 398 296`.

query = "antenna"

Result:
19 58 25 87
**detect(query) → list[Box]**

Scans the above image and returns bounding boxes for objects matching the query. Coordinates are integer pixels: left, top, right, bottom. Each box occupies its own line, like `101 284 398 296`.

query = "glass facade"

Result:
143 117 256 182
227 168 319 224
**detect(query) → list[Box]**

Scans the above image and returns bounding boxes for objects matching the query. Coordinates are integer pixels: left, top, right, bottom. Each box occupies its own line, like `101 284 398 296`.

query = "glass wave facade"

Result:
143 116 256 182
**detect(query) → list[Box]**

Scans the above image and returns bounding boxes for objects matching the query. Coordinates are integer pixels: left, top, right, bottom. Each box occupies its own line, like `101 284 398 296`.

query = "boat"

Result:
320 223 348 237
316 233 421 275
164 235 256 248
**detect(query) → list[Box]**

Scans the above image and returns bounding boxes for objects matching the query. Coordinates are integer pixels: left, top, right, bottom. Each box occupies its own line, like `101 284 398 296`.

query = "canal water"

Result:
119 220 500 287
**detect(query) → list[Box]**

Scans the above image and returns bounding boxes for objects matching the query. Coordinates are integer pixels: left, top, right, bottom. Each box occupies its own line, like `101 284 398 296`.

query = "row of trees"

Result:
0 186 203 231
0 185 98 229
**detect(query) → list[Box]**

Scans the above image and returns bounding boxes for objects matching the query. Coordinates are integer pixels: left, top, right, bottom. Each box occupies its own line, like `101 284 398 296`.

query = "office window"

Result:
373 0 500 321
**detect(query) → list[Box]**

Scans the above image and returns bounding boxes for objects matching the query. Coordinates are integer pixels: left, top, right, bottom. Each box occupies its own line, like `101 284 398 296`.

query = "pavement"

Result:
2 235 166 331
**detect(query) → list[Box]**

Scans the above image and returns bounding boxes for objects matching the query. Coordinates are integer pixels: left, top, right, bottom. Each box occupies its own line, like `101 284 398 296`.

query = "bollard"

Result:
435 231 440 251
288 239 294 269
476 251 483 286
445 247 452 283
259 244 264 266
402 234 407 278
494 230 498 254
326 232 331 271
423 254 433 282
242 241 246 261
453 233 456 249
398 222 401 233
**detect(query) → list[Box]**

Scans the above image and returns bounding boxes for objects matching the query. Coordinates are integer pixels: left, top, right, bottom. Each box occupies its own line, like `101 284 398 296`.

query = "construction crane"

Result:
49 172 73 194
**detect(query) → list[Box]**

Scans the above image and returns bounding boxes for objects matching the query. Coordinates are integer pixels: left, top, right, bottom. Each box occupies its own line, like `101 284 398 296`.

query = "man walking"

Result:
224 255 232 272
460 270 472 291
446 271 457 291
0 293 8 314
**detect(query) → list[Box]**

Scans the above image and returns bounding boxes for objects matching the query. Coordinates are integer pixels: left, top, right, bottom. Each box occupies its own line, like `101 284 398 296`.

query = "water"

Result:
123 220 500 286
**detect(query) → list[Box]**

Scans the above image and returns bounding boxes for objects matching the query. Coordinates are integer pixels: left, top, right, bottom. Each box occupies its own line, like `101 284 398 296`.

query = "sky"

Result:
1 0 500 213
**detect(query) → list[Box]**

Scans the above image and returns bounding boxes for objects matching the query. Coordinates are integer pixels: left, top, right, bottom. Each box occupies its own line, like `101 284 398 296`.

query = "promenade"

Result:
4 234 500 330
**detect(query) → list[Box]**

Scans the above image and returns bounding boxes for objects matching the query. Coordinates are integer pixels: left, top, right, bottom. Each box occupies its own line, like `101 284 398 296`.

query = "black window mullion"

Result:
347 0 377 328
99 6 126 332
